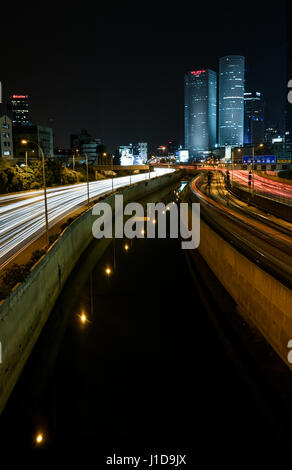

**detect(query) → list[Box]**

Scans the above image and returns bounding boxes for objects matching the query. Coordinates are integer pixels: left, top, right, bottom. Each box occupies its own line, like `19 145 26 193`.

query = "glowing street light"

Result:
105 267 111 276
21 139 49 247
124 244 129 251
80 313 87 324
84 153 90 206
35 433 44 445
251 143 264 195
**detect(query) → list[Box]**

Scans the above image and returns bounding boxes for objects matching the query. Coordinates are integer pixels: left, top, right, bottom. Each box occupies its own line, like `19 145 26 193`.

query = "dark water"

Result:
0 181 290 458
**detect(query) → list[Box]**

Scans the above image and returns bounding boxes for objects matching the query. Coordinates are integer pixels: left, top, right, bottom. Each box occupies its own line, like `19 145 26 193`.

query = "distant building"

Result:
54 148 74 162
264 126 280 144
119 145 133 165
244 91 264 144
0 115 14 160
8 94 30 126
13 125 54 161
156 145 167 158
286 1 292 141
176 149 189 162
119 142 148 165
167 140 178 157
219 55 245 147
132 142 147 164
70 129 101 163
184 69 217 158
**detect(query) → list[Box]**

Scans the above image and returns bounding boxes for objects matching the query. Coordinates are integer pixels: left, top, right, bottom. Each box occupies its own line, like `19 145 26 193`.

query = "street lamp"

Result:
251 143 264 195
84 153 90 205
21 139 49 247
111 155 114 192
73 148 79 171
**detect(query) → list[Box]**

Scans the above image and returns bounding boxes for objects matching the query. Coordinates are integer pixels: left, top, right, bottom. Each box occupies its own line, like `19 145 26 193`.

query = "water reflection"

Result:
0 180 185 447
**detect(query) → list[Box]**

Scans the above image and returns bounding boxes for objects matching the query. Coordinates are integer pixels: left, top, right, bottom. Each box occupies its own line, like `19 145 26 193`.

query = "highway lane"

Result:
0 169 174 267
191 172 292 286
231 170 292 200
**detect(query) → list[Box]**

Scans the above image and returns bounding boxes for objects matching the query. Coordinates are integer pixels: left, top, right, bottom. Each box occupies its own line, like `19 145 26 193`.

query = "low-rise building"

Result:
0 115 14 160
13 125 54 162
70 129 102 163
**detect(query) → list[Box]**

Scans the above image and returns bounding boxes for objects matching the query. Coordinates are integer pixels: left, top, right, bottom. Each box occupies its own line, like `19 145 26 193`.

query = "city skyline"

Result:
0 1 287 153
0 0 292 455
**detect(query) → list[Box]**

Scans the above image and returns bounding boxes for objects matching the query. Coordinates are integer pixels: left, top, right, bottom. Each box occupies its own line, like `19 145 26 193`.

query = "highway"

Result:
190 171 292 287
230 170 292 200
0 168 174 267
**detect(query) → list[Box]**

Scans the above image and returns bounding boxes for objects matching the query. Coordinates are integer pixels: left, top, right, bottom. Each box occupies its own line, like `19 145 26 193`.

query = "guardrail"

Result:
190 173 292 288
229 178 292 207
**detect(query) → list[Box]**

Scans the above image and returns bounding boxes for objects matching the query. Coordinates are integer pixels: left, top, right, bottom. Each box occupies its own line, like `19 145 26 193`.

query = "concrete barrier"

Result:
0 171 181 414
198 218 292 369
230 184 292 222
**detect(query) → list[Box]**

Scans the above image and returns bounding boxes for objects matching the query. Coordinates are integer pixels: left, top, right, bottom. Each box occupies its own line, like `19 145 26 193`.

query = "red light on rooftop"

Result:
190 70 206 76
12 95 27 99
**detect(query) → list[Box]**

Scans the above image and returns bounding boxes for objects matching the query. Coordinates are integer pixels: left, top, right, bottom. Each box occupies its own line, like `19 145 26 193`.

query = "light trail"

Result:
0 169 174 266
231 170 292 200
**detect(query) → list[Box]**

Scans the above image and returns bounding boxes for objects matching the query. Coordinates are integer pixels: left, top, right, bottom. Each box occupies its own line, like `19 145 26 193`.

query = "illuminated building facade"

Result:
119 142 148 165
286 1 292 147
0 115 14 160
219 55 245 147
184 69 217 158
8 94 30 126
244 91 264 144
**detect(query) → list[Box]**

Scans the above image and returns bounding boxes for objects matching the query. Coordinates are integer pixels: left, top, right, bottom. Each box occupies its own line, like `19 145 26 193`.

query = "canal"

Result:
0 180 291 456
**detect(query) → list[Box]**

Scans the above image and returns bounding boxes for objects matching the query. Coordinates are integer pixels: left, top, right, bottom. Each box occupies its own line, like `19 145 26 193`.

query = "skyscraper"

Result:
219 55 245 147
184 69 217 158
286 1 292 142
244 91 264 144
8 94 29 126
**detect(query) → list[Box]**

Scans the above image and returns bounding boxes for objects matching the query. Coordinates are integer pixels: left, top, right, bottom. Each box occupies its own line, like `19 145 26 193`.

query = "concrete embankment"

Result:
198 216 292 370
0 171 181 414
230 184 292 222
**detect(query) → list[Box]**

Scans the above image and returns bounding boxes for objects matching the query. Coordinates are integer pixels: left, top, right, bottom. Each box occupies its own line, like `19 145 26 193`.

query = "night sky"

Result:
1 1 287 153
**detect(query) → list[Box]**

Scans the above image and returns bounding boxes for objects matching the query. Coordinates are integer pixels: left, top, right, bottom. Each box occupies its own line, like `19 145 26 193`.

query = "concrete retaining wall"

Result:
0 171 181 414
231 184 292 222
198 218 292 369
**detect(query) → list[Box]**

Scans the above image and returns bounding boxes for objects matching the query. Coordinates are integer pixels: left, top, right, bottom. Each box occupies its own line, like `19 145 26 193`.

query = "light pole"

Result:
233 148 242 184
251 143 264 196
21 139 49 247
111 155 114 192
85 153 90 205
25 150 28 169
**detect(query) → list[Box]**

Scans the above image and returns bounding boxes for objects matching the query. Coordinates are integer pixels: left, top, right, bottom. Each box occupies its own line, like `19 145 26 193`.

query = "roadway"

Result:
231 170 292 200
190 171 292 287
0 168 174 268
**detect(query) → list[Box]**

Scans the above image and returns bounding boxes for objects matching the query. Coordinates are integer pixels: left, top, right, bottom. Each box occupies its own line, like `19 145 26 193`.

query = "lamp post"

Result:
73 148 79 171
111 155 114 192
85 153 90 205
251 143 264 196
21 139 49 247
